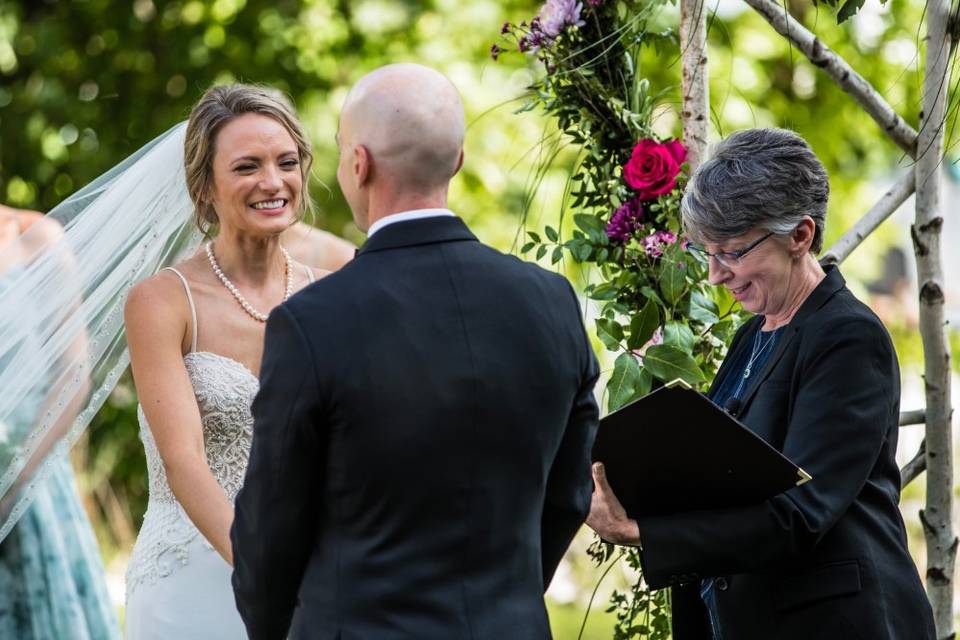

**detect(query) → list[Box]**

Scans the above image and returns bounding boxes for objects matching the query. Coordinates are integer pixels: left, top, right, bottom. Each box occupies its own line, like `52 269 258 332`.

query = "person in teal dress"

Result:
0 206 119 640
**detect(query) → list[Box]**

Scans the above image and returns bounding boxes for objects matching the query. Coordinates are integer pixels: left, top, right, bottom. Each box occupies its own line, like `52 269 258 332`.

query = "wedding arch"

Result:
496 0 958 635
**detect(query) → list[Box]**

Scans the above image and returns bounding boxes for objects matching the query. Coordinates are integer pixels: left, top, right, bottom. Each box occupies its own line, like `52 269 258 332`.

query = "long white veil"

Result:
0 121 200 541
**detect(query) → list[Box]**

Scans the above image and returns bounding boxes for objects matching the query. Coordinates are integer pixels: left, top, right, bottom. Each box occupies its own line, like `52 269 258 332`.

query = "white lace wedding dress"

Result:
124 268 258 639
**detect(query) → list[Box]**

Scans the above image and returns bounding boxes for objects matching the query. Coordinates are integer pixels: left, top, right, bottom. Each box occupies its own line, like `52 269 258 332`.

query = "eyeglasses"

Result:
685 231 775 268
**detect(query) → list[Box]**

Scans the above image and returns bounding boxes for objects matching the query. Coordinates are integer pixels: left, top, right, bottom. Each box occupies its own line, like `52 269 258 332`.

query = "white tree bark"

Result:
820 170 915 266
742 0 918 158
914 1 956 635
680 0 710 172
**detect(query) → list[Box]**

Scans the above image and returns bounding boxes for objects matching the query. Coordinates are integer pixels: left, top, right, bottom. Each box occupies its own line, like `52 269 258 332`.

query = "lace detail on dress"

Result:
125 351 258 600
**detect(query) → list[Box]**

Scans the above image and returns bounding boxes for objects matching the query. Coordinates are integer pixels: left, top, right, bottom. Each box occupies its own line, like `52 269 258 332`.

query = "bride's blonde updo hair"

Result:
183 83 314 235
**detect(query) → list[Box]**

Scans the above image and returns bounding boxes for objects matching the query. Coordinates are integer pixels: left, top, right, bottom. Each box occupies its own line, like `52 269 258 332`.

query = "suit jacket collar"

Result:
356 216 478 256
712 265 846 410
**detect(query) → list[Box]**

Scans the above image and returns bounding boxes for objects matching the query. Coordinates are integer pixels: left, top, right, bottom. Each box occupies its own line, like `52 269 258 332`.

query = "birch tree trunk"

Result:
914 1 956 635
680 0 709 171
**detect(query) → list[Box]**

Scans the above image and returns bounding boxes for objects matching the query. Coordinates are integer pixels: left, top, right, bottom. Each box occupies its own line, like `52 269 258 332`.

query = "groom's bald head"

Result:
337 64 465 230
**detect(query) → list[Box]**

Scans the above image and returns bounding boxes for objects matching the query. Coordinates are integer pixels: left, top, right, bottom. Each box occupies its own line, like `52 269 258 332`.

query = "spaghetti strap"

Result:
304 264 315 284
161 267 198 353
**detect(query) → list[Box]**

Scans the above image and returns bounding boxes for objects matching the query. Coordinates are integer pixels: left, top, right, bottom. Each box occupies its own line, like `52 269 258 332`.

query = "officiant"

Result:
586 128 934 640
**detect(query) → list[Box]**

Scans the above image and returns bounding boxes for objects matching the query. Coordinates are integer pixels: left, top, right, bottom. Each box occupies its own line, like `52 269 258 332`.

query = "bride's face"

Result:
207 113 302 237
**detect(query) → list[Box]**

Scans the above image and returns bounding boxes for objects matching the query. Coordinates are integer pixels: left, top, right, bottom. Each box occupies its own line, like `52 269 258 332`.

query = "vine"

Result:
493 1 743 636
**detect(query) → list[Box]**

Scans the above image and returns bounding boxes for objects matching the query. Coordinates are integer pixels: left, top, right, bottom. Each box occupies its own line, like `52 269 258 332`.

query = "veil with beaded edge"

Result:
0 121 201 541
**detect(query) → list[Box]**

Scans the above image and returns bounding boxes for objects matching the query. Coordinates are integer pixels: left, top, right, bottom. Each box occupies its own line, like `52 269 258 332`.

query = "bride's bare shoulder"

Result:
126 255 205 322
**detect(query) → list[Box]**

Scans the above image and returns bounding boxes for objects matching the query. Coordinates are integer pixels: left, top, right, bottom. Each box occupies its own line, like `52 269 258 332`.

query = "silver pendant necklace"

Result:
743 328 778 380
730 326 779 402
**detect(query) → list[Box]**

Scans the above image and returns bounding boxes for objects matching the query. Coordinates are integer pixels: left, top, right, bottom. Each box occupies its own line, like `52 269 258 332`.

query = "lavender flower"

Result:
605 199 644 243
641 230 677 257
501 21 511 34
537 0 586 38
650 326 663 345
490 44 502 60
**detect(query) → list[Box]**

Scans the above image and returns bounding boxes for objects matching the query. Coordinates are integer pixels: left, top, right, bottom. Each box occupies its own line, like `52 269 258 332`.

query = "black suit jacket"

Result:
231 216 599 640
635 266 935 640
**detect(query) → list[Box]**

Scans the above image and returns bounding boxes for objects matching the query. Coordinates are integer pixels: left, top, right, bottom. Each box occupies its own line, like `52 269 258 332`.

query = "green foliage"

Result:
495 1 744 635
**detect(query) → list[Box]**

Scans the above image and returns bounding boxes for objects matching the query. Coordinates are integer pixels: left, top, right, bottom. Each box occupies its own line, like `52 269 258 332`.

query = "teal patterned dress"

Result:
0 265 120 640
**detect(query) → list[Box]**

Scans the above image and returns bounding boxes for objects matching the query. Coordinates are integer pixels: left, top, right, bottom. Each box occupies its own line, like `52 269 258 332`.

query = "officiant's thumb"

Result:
592 462 608 487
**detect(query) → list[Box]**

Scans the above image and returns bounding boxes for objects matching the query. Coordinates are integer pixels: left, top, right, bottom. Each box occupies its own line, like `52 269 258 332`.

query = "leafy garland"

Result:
493 1 743 637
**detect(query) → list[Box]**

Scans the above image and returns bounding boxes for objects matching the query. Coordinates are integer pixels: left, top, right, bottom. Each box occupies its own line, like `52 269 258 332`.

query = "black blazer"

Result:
635 266 935 640
231 216 599 640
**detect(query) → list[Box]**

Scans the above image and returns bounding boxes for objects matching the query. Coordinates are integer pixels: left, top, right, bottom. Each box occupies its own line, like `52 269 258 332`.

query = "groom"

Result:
231 63 599 640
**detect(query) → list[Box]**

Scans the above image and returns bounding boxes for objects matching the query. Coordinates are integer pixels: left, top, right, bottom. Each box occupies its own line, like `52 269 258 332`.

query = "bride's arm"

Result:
125 273 236 565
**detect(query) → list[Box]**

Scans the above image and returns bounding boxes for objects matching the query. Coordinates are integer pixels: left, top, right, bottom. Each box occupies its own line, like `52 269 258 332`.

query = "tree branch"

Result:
820 170 915 266
900 408 927 426
742 0 918 158
680 0 710 172
913 0 957 633
901 439 927 487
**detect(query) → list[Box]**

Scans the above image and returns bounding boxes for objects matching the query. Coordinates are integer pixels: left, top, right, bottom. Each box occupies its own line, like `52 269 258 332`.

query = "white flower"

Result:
537 0 585 39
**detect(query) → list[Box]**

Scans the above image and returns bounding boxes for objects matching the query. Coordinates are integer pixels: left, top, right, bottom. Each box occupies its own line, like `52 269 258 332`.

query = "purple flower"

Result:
518 36 530 53
490 44 502 60
537 0 586 38
501 21 511 34
605 199 645 243
641 230 678 257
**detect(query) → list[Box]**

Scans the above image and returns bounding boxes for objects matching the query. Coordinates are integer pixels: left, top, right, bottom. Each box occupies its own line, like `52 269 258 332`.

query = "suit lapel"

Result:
736 265 846 411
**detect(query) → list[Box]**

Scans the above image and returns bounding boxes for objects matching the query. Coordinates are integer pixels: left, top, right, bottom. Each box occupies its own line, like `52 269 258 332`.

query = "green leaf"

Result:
596 318 624 351
663 321 695 353
589 283 619 301
640 286 665 308
551 246 563 264
527 230 541 243
713 285 736 315
576 243 593 262
607 352 646 411
642 344 706 385
520 242 535 254
536 244 547 261
659 258 687 306
545 225 559 242
689 290 720 324
836 0 865 22
627 299 660 349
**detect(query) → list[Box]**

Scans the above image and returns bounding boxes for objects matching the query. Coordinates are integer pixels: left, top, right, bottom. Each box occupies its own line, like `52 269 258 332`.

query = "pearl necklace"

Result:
205 242 293 323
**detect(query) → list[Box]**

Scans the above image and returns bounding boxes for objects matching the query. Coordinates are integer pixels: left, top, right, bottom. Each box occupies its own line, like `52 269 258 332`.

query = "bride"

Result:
123 84 328 639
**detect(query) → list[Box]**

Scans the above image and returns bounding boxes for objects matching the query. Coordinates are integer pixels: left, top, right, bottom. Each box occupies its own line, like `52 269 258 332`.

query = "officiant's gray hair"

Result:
680 128 829 253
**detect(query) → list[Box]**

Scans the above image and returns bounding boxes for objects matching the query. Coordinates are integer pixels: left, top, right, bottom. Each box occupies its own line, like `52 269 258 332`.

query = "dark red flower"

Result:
623 138 687 201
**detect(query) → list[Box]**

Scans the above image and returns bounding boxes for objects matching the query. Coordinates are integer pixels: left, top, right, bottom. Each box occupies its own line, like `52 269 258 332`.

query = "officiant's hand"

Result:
587 463 641 546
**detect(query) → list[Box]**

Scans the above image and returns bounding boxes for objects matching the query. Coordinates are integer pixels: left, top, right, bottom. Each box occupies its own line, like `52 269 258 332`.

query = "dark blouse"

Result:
709 324 784 410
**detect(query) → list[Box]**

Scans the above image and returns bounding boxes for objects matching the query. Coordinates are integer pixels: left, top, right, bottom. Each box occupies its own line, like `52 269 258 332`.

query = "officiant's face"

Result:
705 228 795 316
208 113 302 236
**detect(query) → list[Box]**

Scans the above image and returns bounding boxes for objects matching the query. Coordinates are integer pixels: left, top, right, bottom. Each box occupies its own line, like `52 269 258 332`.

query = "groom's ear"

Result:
353 144 371 188
453 149 464 177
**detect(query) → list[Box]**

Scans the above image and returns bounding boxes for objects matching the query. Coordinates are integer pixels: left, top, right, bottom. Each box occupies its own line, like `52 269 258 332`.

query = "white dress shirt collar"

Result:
366 208 456 238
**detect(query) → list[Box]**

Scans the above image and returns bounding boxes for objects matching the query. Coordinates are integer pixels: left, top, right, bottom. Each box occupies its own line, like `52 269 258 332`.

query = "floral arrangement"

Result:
494 1 742 637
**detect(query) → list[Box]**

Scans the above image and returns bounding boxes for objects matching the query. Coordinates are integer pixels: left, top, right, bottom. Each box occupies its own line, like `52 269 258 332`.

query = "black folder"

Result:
592 380 811 517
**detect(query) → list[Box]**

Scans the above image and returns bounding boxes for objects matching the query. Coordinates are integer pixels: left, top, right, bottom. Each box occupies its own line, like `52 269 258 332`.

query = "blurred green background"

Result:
0 0 952 636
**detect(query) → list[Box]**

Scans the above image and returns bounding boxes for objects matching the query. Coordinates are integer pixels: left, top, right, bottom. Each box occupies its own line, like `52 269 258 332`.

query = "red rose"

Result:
623 138 687 200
